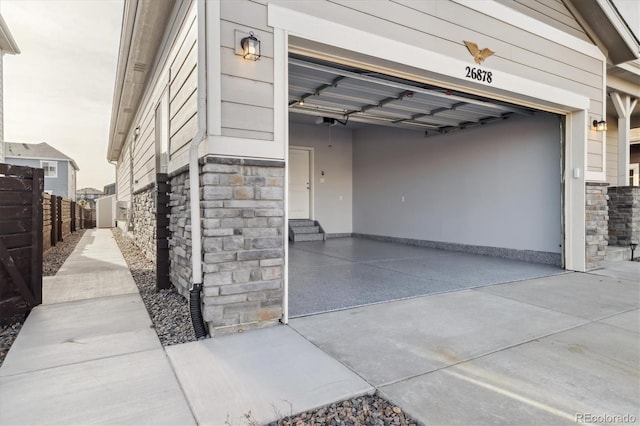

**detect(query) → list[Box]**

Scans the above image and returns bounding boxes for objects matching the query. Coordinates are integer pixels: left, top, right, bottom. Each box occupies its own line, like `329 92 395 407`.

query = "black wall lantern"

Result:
240 32 261 61
592 119 607 132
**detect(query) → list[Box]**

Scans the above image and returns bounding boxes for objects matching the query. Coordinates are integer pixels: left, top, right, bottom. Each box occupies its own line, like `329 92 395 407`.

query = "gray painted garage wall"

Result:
352 113 562 254
289 122 353 234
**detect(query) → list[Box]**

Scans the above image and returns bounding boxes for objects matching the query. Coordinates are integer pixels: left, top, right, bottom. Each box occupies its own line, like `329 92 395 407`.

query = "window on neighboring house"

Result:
41 161 58 178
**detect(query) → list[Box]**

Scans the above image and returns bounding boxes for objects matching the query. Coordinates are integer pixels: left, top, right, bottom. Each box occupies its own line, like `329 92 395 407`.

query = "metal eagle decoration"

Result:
464 41 495 64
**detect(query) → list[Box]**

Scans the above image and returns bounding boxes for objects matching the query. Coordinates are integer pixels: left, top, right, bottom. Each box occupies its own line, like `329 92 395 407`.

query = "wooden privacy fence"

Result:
1 163 96 324
43 194 94 252
0 164 44 325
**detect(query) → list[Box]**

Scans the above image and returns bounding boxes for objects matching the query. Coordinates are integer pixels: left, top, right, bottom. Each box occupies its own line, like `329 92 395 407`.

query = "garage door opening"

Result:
287 54 565 317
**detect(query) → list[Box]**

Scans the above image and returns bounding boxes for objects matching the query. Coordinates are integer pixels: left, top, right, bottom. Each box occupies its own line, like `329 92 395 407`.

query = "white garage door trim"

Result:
269 4 591 324
268 5 590 112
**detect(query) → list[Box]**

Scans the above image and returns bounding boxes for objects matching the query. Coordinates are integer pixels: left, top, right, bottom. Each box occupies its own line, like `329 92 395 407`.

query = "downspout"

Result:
109 160 117 228
188 0 208 339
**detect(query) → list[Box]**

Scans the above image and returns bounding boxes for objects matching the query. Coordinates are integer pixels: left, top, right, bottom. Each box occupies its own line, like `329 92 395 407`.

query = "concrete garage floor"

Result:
289 237 564 317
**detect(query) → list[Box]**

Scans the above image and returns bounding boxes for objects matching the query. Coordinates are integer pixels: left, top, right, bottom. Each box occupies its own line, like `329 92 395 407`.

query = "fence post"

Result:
31 169 44 305
56 196 63 243
51 195 58 247
70 202 76 233
156 173 170 290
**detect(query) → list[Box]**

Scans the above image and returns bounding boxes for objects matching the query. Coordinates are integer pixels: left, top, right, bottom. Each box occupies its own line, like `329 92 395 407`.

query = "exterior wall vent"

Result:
133 62 147 72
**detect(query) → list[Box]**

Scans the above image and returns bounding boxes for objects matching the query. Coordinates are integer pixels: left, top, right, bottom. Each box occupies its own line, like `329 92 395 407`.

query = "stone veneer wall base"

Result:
169 156 285 336
132 184 157 262
585 182 609 271
607 186 639 247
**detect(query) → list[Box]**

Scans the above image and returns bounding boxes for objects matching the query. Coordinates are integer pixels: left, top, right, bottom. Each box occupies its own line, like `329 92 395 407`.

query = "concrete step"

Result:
605 245 633 262
293 233 325 242
293 226 320 234
290 220 315 227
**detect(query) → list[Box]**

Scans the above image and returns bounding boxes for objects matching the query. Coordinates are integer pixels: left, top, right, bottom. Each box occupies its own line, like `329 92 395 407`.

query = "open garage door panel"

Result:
288 55 563 266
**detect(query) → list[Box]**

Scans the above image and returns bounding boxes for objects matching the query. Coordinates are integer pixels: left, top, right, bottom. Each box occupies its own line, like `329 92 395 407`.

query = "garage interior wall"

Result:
289 122 353 234
352 112 562 255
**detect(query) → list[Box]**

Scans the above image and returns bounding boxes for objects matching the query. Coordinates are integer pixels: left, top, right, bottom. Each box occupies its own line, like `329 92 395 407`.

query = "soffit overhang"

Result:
569 0 640 65
107 0 174 162
0 15 20 54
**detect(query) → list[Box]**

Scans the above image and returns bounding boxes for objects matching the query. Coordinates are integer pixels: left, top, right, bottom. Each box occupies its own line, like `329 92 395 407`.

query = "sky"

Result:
2 0 123 190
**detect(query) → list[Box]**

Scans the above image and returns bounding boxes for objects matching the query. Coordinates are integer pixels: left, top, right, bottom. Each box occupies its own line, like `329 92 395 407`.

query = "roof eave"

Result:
107 0 175 163
107 0 138 162
0 15 20 54
569 0 640 65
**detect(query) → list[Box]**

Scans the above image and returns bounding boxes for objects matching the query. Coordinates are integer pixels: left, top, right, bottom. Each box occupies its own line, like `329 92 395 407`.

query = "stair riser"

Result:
293 234 325 242
290 221 315 227
292 226 320 234
605 246 632 262
606 251 631 262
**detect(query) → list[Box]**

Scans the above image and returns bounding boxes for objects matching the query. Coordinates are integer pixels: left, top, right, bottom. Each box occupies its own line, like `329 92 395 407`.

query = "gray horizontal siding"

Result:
493 0 590 42
117 142 131 202
169 10 197 158
220 0 275 140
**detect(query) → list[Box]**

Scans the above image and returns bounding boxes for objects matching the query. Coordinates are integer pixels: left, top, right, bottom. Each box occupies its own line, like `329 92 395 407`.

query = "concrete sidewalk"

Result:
0 229 371 425
0 229 196 425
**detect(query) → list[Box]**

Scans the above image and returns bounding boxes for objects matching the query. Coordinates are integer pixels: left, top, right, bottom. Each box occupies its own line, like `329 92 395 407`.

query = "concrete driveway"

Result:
290 262 640 425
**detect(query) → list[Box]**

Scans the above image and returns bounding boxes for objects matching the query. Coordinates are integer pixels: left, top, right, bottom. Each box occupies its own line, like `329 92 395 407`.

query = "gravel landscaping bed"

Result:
112 229 196 346
112 232 417 426
264 394 418 426
0 323 23 368
1 229 87 367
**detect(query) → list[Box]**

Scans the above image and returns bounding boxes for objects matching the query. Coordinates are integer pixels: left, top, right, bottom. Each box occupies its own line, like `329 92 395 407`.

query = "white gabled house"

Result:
108 0 639 335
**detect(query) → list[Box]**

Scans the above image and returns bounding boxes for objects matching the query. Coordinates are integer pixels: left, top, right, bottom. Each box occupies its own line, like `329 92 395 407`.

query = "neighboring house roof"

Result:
77 187 104 196
5 142 80 171
0 15 20 55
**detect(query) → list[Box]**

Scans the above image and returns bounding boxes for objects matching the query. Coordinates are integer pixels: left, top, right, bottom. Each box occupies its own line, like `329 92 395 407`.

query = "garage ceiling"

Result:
288 55 533 135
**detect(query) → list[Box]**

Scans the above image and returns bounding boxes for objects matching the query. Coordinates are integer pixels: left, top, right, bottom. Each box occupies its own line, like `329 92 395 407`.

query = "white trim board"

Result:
268 4 590 113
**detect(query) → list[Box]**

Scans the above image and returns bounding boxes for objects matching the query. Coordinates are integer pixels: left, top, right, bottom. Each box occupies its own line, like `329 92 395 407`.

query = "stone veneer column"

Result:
169 156 285 334
607 186 640 247
585 182 609 270
168 169 192 299
132 185 157 261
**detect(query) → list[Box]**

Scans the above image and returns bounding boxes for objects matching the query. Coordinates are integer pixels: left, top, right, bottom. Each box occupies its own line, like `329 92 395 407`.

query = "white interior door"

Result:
289 148 310 219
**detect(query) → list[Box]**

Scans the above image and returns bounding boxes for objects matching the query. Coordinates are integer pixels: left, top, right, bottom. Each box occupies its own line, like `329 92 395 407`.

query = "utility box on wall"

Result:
96 195 116 228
